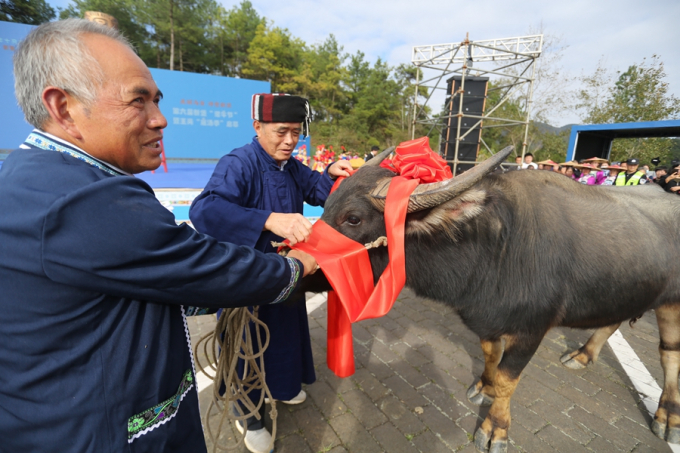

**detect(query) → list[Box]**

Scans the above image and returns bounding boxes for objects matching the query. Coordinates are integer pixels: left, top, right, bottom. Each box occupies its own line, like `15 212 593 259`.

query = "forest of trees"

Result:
2 0 679 163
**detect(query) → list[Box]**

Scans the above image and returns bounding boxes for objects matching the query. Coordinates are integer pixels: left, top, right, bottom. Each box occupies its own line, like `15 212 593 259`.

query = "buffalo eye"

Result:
346 215 361 226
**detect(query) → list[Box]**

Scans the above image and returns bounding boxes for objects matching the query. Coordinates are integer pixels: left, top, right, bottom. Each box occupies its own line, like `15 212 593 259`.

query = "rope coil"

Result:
194 307 277 452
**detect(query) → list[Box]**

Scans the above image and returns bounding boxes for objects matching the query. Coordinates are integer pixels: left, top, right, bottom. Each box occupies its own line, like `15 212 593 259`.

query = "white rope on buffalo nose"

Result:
364 236 387 249
271 236 387 253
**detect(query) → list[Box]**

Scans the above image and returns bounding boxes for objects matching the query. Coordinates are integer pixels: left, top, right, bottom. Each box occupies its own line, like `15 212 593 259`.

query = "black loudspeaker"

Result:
444 96 486 115
447 76 488 97
440 76 489 167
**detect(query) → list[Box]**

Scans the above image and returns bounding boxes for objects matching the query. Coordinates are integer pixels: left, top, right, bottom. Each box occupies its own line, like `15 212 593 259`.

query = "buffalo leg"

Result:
474 335 542 453
652 304 680 444
560 323 621 370
467 339 503 406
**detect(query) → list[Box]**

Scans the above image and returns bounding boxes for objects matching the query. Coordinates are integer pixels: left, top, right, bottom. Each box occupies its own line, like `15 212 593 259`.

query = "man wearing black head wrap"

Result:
190 93 352 453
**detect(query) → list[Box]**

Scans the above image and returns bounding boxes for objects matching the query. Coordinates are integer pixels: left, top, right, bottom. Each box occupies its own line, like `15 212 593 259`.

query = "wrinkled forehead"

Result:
263 122 302 132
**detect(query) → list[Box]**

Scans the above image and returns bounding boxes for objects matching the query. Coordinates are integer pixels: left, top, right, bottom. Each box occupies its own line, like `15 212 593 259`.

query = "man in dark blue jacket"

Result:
0 19 317 453
190 93 352 452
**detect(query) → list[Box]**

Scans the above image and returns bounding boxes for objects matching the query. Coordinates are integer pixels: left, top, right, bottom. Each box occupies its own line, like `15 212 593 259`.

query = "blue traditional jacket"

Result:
189 137 333 251
0 131 302 452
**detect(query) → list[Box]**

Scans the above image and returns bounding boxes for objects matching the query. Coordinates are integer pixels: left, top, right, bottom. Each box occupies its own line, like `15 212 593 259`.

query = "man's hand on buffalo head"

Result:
264 212 313 245
328 160 353 180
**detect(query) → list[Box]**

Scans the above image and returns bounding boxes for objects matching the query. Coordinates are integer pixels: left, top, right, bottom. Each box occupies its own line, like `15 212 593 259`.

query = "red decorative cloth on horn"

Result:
288 137 451 377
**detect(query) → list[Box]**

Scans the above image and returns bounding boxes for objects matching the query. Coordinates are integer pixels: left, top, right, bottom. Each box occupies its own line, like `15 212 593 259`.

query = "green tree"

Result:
216 0 263 77
530 126 569 162
143 0 190 71
573 58 612 123
576 55 680 164
394 63 430 139
294 35 347 125
309 53 435 153
339 56 404 147
345 51 370 102
242 22 304 92
669 139 680 163
585 56 679 124
1 0 55 24
171 0 220 73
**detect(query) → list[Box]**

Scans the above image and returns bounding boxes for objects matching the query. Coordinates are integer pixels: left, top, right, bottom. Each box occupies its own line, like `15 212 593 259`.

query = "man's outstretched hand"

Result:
265 212 313 245
287 250 319 277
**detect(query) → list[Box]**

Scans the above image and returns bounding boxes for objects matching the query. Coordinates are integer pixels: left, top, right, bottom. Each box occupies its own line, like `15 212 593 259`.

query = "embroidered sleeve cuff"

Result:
184 306 217 316
270 257 302 304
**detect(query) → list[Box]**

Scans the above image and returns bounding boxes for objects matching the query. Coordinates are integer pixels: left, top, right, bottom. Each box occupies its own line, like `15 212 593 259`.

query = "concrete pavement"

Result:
187 289 674 452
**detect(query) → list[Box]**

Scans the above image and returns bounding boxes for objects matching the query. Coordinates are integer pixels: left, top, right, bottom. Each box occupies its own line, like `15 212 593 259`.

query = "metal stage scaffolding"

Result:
411 34 543 174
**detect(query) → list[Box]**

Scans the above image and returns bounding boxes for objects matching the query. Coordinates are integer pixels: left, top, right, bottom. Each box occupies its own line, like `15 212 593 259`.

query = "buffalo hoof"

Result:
473 428 507 453
467 381 494 407
652 401 680 444
668 427 680 444
489 440 508 453
474 427 490 452
652 419 666 440
560 352 588 370
652 419 680 443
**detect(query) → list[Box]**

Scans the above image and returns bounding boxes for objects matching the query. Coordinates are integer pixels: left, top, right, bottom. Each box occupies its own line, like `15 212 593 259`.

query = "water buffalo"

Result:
316 146 680 453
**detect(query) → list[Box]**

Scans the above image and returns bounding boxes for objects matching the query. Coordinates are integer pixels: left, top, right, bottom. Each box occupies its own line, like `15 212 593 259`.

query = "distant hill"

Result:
534 121 576 135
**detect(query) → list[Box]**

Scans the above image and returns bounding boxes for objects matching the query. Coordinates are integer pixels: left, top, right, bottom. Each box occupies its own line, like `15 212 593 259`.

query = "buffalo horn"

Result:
363 146 396 167
370 145 514 213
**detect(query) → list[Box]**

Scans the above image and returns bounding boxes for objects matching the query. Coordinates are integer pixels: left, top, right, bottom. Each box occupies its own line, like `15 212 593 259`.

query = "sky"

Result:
48 0 680 127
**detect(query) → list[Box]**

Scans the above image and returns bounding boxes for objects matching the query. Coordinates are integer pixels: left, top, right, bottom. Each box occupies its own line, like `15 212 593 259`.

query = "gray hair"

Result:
13 19 133 128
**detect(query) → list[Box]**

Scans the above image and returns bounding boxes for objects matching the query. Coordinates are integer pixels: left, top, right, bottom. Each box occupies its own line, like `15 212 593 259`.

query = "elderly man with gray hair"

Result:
0 19 319 452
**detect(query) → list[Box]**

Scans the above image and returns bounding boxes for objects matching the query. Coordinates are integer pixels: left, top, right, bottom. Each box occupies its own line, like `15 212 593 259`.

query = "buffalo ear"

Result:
405 188 487 238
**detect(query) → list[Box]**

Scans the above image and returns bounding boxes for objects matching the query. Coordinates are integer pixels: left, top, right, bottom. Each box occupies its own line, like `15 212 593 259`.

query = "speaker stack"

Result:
440 76 489 173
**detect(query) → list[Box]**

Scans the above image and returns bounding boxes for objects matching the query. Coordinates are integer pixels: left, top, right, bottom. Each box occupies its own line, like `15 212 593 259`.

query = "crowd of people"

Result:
292 144 380 172
514 152 680 193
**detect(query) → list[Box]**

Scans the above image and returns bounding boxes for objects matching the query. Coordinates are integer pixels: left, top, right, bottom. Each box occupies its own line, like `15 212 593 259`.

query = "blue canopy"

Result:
566 120 680 162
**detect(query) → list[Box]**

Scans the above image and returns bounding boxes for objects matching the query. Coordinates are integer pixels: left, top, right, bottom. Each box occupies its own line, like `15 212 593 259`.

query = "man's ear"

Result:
41 86 83 140
253 120 263 137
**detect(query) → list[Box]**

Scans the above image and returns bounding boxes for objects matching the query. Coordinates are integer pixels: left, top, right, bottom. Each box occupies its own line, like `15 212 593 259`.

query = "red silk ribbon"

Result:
289 137 448 377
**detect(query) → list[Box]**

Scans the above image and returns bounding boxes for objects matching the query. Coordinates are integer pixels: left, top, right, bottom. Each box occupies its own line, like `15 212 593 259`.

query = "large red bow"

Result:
289 137 451 377
380 137 452 182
